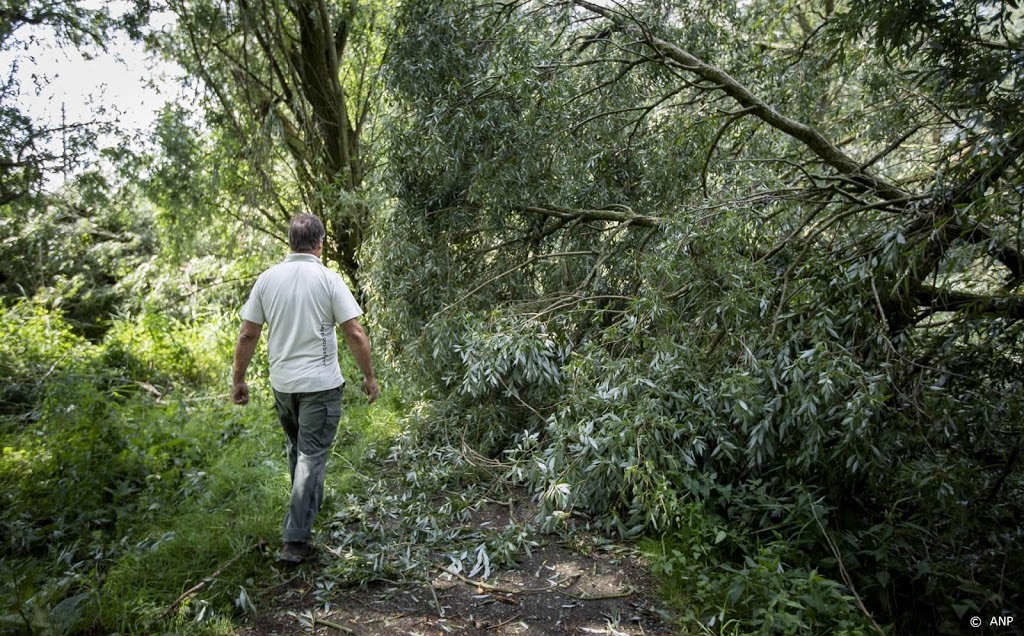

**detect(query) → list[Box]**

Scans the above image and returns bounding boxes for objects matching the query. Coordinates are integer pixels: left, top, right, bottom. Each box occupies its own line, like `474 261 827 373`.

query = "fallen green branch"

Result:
158 540 262 622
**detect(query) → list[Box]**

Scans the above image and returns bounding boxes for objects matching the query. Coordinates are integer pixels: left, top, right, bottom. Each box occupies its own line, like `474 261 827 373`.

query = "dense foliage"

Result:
373 0 1024 632
2 0 1022 634
1 7 285 631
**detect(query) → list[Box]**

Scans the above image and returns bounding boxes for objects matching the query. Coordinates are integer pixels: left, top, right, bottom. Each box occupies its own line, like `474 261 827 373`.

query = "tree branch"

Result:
430 251 600 322
572 0 909 203
519 204 661 227
912 285 1024 321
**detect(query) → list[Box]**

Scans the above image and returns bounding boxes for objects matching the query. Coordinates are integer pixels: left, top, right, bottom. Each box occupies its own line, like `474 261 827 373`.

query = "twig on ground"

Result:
445 569 580 594
159 542 259 621
429 571 446 617
359 612 409 624
315 617 354 633
557 586 636 600
254 573 302 592
488 613 522 630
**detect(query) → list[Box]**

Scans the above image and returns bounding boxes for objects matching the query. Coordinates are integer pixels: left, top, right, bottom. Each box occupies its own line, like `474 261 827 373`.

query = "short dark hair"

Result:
289 214 326 252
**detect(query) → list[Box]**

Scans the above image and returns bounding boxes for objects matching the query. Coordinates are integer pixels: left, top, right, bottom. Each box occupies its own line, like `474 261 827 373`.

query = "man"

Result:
231 214 379 563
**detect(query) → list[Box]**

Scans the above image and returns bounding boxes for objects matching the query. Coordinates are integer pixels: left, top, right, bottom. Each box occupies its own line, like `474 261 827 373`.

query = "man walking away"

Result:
231 214 379 563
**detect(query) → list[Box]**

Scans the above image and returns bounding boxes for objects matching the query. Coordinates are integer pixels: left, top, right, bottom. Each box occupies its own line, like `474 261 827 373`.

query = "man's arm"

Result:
340 317 379 404
232 319 263 405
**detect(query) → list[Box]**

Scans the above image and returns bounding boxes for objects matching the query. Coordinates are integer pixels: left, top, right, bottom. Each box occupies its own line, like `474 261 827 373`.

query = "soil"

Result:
236 497 678 636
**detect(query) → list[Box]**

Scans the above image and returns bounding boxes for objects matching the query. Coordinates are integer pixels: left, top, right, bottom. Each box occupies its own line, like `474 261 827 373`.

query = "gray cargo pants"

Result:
272 385 343 543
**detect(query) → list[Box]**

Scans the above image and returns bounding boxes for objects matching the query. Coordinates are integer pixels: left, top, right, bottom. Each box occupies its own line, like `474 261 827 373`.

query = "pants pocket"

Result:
298 394 342 454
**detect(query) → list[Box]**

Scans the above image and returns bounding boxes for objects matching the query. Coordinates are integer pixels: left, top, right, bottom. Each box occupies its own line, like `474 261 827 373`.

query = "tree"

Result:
375 0 1023 630
159 0 392 292
0 0 151 204
1 1 156 332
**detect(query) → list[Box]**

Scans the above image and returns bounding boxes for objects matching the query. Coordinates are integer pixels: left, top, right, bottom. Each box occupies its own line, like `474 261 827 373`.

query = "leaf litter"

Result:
235 437 676 635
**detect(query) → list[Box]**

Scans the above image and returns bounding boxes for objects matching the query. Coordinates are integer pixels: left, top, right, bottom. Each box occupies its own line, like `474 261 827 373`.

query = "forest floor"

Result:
236 494 679 636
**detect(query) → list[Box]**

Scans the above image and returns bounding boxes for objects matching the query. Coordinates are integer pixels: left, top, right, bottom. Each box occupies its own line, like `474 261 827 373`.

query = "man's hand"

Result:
342 318 379 404
362 376 380 404
232 381 250 405
232 320 262 406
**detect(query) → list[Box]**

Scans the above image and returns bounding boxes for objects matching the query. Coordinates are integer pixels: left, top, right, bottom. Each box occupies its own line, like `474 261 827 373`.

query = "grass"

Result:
94 383 404 635
98 422 280 633
0 300 412 634
0 368 405 636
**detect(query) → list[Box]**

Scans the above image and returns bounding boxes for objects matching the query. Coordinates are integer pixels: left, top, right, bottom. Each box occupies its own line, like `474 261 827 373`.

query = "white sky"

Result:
1 3 179 155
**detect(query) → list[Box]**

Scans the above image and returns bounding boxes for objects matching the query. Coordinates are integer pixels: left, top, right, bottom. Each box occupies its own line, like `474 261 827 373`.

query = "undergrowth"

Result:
1 299 542 634
11 292 988 636
1 300 264 633
640 500 873 635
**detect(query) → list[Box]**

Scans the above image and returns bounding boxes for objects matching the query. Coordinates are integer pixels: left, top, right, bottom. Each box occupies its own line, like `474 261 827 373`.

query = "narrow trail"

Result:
237 497 678 635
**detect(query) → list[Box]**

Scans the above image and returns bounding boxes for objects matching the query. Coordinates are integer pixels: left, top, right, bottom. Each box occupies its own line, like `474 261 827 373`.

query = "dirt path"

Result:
237 498 677 635
239 542 674 635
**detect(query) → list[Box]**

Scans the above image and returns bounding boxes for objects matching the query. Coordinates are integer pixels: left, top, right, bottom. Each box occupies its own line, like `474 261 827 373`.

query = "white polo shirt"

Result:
241 253 363 393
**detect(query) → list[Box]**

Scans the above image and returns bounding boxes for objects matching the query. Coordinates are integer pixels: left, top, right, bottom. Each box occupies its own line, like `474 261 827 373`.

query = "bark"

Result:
287 0 364 284
912 285 1024 321
200 0 369 287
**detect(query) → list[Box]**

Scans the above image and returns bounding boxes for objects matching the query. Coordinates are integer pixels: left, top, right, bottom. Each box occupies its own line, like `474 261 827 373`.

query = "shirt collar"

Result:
284 253 321 264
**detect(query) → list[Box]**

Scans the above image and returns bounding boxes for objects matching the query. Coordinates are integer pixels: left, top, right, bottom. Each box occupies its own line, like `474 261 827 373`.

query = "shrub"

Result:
0 300 95 421
100 311 237 391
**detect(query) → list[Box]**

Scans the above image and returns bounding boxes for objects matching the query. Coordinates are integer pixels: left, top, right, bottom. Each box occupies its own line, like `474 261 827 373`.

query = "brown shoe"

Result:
278 541 314 564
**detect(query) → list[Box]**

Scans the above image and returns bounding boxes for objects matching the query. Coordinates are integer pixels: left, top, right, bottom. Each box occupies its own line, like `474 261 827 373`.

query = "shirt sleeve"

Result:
240 276 266 325
332 274 363 324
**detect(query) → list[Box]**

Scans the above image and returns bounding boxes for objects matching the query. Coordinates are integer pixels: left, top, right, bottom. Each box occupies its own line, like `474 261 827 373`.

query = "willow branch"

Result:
520 204 661 227
430 251 600 321
912 284 1024 321
573 0 909 203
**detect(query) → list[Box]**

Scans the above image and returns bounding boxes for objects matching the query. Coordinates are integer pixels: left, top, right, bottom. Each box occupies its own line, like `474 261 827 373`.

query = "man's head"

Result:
289 214 326 253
